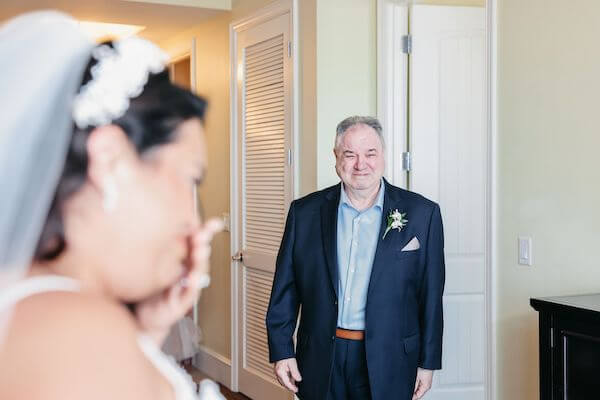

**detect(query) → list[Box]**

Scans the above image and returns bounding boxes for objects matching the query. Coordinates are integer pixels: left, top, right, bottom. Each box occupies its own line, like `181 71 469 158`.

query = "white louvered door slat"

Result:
235 6 293 400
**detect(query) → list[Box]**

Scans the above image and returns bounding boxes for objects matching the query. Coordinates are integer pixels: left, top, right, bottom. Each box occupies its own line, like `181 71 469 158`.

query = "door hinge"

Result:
402 151 411 171
287 41 292 58
402 34 412 55
287 148 293 165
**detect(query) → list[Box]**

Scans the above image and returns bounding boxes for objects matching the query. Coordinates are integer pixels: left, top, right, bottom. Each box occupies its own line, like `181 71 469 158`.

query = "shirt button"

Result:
346 297 351 302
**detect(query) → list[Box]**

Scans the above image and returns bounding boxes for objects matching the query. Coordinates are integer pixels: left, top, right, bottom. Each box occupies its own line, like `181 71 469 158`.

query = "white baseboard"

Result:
193 345 232 390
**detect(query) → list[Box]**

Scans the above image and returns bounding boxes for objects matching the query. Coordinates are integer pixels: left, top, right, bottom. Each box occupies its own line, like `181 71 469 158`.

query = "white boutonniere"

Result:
383 209 408 239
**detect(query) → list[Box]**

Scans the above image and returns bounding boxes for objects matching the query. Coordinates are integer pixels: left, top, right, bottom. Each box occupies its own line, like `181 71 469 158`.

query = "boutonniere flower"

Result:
383 209 408 239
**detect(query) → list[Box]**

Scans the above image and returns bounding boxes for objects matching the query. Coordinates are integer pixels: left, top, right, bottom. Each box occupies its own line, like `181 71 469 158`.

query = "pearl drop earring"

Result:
102 177 119 213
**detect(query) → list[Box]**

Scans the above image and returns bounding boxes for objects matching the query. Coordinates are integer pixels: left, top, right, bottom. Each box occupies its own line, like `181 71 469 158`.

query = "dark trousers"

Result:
327 337 372 400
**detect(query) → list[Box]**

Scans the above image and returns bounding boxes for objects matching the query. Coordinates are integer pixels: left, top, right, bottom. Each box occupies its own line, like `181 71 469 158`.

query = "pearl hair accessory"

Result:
72 37 168 129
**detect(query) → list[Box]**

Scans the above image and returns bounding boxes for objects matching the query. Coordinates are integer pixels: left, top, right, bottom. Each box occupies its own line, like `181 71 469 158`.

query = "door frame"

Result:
229 0 299 392
165 38 197 94
376 1 498 399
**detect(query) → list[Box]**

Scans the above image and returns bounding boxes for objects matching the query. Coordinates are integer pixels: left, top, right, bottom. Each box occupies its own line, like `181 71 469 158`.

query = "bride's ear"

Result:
86 125 136 202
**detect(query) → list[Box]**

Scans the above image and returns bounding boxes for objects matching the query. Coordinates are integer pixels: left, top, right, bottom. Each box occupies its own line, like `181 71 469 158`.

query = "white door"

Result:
232 6 294 400
409 5 487 400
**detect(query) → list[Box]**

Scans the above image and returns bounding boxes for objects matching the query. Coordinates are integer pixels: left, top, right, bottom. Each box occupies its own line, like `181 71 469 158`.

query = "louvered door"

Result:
234 8 293 400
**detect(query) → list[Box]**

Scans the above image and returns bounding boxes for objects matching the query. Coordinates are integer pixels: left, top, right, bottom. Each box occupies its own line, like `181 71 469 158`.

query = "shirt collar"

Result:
339 178 385 211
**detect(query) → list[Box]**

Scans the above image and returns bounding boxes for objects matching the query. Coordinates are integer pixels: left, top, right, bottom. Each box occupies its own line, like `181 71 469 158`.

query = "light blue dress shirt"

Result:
337 180 385 330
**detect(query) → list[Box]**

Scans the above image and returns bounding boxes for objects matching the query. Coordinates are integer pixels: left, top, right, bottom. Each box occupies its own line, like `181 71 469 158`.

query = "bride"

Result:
0 11 224 400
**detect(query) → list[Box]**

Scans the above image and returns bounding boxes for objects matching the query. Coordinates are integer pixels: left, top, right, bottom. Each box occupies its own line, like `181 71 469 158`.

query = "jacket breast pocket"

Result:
396 250 420 260
394 250 421 280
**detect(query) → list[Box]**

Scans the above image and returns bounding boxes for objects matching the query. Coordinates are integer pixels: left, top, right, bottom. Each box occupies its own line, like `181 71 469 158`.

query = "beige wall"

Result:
190 13 232 361
159 0 273 360
298 0 318 196
497 0 600 398
316 0 377 189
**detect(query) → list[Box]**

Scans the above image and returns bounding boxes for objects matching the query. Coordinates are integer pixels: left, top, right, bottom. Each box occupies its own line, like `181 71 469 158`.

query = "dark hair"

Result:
34 43 207 261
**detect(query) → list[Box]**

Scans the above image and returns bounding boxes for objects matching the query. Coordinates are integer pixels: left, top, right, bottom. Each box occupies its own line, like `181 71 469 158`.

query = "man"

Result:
266 116 445 400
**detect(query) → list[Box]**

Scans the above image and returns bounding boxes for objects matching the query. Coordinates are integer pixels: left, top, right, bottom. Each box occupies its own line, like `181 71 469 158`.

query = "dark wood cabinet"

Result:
531 294 600 400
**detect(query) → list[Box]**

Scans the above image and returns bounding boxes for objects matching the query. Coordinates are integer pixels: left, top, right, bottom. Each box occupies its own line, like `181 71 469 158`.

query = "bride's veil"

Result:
0 11 92 345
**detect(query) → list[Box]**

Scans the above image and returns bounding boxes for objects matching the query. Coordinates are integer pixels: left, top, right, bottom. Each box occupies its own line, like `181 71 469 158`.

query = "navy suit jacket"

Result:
266 179 445 400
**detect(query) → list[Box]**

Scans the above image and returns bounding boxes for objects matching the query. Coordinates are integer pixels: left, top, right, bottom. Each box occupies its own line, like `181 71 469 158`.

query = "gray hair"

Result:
334 116 385 150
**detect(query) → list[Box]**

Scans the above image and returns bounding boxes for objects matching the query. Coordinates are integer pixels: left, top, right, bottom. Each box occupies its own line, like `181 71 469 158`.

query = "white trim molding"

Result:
376 0 408 189
230 0 293 33
193 346 233 389
292 0 300 198
487 1 498 399
123 0 232 10
165 38 197 94
228 13 240 392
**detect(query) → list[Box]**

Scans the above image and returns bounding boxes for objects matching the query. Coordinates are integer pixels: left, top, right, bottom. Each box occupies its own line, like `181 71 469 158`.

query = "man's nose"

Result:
354 156 366 170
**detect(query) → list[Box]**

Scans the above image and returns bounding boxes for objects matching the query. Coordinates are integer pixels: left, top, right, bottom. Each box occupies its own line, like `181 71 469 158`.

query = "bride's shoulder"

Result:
15 289 137 337
1 292 171 399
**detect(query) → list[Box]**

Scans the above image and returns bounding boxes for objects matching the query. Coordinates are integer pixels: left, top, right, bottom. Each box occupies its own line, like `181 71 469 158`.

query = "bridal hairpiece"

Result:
72 37 169 129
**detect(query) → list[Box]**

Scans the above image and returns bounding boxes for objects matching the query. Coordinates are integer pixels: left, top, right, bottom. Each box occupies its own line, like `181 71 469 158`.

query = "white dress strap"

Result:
0 275 79 311
137 335 225 400
137 334 198 400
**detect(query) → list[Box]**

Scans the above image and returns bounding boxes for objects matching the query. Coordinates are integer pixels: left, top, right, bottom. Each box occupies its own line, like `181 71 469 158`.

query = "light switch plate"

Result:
518 236 533 266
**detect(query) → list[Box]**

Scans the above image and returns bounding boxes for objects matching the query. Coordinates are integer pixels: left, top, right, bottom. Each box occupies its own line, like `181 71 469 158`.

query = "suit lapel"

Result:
367 181 409 297
321 185 341 298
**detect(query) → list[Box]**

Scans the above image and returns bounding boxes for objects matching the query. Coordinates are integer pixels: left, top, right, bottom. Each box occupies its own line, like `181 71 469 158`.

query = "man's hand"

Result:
412 368 433 399
274 358 302 393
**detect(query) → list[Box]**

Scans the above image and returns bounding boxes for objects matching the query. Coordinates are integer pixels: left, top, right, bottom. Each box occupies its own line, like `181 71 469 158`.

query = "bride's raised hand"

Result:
134 218 224 344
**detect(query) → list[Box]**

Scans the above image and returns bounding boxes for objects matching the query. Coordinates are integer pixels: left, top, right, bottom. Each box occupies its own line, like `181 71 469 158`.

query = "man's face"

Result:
334 124 385 193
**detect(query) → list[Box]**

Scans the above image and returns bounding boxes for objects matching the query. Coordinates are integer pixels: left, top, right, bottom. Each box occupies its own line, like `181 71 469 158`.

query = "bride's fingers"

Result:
189 218 222 274
192 218 224 246
203 217 225 234
169 217 223 314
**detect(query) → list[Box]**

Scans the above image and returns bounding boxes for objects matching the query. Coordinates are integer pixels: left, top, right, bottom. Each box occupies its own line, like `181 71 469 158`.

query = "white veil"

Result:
0 11 93 344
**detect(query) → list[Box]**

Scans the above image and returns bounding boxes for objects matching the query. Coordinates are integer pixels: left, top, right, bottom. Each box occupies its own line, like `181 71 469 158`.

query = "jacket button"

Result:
331 336 335 340
334 300 338 305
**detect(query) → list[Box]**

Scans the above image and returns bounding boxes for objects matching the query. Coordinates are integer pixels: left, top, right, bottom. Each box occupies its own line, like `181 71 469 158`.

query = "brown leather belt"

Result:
335 328 365 341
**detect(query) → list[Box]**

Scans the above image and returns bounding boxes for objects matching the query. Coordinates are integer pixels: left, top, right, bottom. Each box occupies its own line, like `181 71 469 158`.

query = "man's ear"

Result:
86 125 134 189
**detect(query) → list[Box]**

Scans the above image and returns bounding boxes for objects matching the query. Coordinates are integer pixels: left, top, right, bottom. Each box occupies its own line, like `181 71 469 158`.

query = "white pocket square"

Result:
401 237 420 252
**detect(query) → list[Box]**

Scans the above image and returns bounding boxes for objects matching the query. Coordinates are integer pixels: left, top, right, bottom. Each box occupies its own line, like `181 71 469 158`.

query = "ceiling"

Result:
0 0 230 43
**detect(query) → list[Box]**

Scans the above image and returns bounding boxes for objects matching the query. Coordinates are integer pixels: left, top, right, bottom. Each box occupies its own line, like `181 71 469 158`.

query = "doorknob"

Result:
232 251 243 262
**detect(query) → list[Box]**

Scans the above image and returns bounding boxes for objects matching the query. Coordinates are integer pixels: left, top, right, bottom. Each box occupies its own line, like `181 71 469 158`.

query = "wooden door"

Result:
232 5 294 399
409 5 487 399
